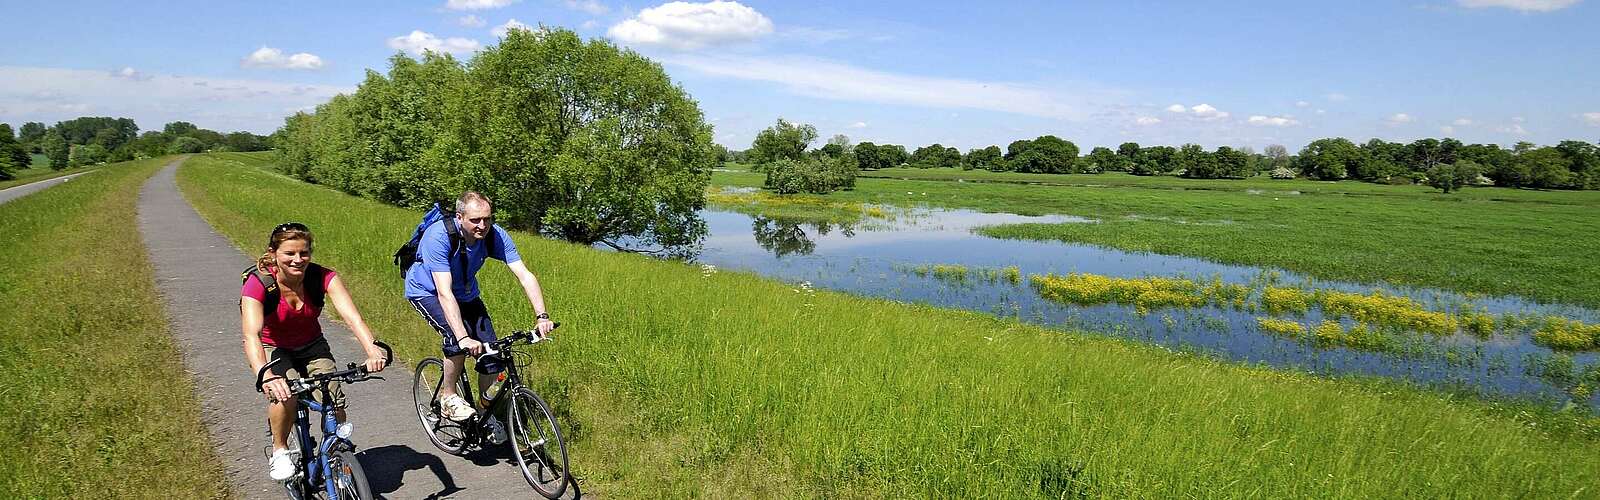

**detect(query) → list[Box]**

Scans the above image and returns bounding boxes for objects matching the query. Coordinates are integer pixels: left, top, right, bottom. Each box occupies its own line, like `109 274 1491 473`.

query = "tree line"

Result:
0 116 270 179
272 28 715 255
732 122 1600 193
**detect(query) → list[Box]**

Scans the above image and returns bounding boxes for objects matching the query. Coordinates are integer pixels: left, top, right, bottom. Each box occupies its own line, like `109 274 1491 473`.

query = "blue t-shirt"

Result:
402 221 522 300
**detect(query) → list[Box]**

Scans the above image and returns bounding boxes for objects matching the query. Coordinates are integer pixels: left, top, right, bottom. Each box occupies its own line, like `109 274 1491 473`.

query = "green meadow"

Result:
711 167 1600 309
179 152 1600 497
0 156 225 498
0 154 105 190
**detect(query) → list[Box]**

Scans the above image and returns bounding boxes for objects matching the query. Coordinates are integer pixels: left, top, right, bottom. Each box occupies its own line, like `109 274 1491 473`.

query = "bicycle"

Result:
254 342 393 500
411 325 573 499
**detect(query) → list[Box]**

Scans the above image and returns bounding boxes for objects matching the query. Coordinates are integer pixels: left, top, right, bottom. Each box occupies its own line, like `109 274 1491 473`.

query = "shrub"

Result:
1269 167 1296 179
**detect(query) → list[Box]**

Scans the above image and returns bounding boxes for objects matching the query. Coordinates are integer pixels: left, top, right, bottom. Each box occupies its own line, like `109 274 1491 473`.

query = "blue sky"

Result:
2 0 1597 151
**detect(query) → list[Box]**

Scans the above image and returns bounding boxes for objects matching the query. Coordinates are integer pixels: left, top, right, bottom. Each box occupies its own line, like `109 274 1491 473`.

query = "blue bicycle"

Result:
255 342 392 500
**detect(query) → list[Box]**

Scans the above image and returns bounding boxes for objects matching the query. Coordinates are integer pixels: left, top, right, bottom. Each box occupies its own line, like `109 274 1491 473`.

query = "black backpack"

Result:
241 263 326 312
393 202 497 279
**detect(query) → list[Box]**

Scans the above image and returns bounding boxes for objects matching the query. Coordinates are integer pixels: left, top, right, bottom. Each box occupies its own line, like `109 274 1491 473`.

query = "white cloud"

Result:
1453 118 1474 126
1387 113 1415 124
564 0 609 15
581 20 599 29
1583 112 1600 126
1135 116 1162 126
607 1 774 50
241 47 324 70
661 54 1089 119
1247 115 1300 127
1189 103 1229 120
1295 100 1310 108
848 121 867 128
0 65 349 133
782 26 852 44
446 0 515 10
1440 126 1456 135
1457 0 1581 12
1497 123 1529 135
458 15 487 27
1325 92 1350 102
1165 104 1187 113
110 66 150 81
387 30 482 55
492 18 535 37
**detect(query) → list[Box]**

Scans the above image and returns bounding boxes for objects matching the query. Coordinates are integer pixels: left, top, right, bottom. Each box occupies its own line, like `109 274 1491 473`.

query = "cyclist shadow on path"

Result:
358 444 462 499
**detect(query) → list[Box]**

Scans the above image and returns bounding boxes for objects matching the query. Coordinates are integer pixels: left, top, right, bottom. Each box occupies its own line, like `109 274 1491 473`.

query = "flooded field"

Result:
682 203 1600 407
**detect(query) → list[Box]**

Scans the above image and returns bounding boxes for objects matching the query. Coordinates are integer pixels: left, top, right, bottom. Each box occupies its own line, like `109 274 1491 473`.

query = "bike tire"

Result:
326 449 374 500
507 386 571 499
412 357 470 455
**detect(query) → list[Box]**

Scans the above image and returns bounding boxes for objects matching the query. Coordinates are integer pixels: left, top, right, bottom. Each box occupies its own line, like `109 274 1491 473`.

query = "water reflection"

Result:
750 216 857 257
674 206 1600 407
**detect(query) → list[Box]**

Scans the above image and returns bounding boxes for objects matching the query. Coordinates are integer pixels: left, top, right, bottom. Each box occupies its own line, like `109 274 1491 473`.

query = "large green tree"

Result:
749 118 817 165
42 133 69 170
965 145 1003 170
446 28 714 253
1295 138 1364 180
18 122 47 147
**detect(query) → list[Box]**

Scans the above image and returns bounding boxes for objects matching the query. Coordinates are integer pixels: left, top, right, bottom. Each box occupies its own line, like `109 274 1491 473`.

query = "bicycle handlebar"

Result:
479 322 561 360
255 341 393 393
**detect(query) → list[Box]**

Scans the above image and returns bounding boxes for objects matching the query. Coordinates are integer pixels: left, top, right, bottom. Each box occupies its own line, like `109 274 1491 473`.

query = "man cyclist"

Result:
404 191 556 441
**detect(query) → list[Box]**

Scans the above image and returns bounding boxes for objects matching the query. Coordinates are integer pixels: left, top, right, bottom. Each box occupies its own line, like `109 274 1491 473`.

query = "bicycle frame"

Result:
289 387 351 499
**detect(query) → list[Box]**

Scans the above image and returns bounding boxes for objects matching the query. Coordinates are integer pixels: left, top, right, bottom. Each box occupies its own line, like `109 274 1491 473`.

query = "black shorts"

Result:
408 295 503 374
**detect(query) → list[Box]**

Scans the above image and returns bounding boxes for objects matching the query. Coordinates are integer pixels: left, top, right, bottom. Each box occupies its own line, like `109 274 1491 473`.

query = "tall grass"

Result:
181 152 1600 497
0 156 226 498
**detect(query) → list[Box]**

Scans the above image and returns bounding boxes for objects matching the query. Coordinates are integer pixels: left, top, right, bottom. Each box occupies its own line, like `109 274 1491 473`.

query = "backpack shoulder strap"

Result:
242 264 280 312
303 263 328 309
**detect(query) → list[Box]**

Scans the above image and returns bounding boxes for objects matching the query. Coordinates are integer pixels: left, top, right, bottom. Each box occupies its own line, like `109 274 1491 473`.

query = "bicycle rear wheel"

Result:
507 386 570 499
411 357 470 454
325 449 374 500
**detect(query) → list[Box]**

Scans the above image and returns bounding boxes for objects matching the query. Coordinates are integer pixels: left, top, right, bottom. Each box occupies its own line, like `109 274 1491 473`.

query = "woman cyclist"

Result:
241 222 387 481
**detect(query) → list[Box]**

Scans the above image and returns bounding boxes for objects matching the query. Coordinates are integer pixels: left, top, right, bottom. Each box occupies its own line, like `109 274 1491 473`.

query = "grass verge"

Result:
181 152 1600 497
714 168 1600 309
0 156 227 498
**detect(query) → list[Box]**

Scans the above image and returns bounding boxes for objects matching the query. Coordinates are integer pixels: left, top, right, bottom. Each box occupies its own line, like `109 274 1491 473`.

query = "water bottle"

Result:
479 372 507 409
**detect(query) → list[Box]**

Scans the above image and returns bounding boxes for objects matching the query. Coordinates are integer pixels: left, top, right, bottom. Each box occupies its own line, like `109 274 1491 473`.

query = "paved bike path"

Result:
0 170 95 204
138 159 565 499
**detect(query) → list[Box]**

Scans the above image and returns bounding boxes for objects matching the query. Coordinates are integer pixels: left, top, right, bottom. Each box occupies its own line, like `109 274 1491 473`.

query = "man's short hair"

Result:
456 191 492 213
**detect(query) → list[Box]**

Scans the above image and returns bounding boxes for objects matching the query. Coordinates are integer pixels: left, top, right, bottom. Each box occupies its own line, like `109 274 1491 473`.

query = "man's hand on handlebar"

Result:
457 336 485 356
535 316 555 337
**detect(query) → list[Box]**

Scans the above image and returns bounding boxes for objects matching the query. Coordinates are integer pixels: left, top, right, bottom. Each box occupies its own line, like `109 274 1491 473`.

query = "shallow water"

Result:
674 205 1600 407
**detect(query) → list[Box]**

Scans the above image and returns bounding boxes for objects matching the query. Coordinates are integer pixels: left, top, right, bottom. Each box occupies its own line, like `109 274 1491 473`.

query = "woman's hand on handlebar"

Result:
262 376 292 404
363 345 388 373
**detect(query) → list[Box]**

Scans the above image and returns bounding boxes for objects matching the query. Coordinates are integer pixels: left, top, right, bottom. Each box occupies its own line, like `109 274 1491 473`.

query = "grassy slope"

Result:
0 156 227 498
178 152 1600 497
715 168 1600 308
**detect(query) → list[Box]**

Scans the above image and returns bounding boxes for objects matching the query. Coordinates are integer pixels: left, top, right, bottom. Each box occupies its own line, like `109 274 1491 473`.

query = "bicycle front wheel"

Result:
325 449 373 500
412 357 469 455
507 387 570 499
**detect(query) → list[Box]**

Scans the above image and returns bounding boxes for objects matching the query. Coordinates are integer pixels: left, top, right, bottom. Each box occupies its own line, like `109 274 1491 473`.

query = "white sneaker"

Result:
440 394 477 422
485 416 508 445
268 448 299 481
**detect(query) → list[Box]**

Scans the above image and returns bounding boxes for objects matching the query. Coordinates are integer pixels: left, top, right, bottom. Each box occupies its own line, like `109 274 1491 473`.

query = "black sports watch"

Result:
536 312 551 320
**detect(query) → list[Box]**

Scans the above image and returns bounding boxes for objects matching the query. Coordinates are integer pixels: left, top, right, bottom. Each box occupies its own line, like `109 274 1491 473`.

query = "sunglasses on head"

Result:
272 222 309 235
